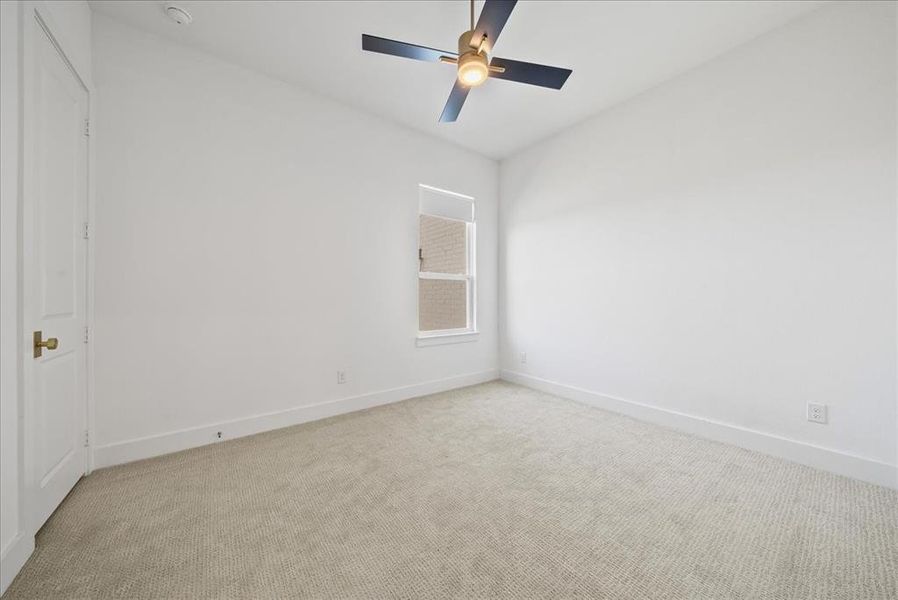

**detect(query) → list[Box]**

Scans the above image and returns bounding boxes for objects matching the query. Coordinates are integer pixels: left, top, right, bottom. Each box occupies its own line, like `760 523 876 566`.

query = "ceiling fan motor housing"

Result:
456 30 489 86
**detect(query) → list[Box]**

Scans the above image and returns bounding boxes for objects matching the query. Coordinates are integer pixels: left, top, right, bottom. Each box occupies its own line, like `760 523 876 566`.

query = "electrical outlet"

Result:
807 403 827 424
520 352 527 365
337 370 347 385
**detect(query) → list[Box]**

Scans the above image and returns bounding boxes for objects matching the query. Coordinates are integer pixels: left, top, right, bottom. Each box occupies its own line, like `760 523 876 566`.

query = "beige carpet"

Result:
3 381 897 599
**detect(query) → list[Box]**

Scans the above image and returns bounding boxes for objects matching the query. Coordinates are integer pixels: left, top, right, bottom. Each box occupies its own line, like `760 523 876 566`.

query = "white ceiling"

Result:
89 1 824 159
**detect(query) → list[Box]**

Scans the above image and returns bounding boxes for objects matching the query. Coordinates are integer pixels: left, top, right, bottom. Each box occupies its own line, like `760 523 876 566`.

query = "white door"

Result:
25 16 89 530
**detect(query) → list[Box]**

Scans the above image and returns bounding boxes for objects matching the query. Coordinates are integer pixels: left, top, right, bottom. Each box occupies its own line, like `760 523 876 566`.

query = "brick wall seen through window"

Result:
418 214 471 332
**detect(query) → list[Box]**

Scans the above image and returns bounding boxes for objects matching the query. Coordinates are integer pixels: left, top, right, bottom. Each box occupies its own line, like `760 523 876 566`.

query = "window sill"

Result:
416 331 479 347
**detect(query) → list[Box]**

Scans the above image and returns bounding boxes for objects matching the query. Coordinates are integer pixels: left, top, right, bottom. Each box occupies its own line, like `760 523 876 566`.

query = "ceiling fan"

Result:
361 0 572 123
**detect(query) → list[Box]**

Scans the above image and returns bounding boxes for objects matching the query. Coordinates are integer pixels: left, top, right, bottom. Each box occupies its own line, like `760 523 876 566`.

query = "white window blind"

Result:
419 184 474 223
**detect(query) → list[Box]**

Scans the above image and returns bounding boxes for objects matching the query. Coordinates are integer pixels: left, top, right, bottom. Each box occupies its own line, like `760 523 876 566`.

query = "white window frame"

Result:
416 184 478 346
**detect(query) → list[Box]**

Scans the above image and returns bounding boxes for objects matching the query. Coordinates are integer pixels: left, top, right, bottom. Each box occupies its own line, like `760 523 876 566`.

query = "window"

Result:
417 185 476 342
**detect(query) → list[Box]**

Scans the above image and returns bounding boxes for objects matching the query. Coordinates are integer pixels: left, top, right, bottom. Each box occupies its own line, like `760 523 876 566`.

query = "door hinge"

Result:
83 430 90 448
83 326 89 344
82 222 89 239
83 118 90 137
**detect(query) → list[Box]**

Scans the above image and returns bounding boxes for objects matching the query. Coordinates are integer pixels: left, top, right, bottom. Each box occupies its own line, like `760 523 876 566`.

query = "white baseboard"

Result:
501 370 898 490
0 533 34 595
93 369 499 469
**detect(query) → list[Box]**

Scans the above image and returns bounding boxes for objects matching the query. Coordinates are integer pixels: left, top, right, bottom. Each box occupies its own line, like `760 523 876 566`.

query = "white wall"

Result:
499 1 897 487
1 2 93 593
1 0 24 586
40 0 92 82
91 15 498 466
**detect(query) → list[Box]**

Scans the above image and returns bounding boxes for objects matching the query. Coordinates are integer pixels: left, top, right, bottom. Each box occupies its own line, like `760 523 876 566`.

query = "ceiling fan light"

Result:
457 53 489 87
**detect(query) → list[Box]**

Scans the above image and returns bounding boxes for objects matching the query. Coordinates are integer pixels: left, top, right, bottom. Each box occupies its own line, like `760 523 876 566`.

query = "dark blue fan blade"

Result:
362 34 456 63
489 57 572 89
439 80 470 123
472 0 517 50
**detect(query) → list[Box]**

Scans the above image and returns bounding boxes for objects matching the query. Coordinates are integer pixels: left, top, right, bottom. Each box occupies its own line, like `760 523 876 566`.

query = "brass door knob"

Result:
33 331 59 358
